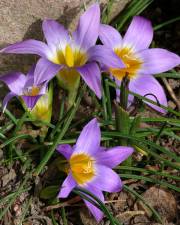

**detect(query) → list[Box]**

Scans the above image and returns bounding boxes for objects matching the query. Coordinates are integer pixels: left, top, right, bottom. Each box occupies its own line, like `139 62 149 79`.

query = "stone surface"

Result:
0 0 130 75
137 186 177 222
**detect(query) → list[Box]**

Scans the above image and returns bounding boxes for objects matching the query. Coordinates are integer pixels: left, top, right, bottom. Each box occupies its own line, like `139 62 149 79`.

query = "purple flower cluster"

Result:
1 4 179 112
0 3 179 222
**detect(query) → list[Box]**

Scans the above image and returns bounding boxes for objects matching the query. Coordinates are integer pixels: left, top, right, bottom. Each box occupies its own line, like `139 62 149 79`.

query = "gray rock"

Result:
0 0 130 75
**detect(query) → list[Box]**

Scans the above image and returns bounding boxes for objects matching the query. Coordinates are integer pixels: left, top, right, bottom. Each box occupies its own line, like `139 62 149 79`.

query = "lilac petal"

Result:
58 173 76 198
73 3 100 50
0 72 26 95
77 62 101 99
21 95 41 109
24 65 36 88
88 45 124 69
42 19 69 51
83 185 104 222
99 24 122 48
0 40 50 58
96 146 134 168
2 92 16 112
123 16 153 51
139 48 180 75
38 82 48 95
56 144 73 160
27 65 36 78
34 58 62 85
129 75 168 113
93 165 122 192
73 118 100 156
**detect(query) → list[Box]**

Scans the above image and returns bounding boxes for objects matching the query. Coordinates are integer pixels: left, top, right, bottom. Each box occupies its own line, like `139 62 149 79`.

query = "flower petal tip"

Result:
125 146 134 155
95 213 104 223
0 47 5 53
90 118 98 125
89 2 100 11
0 45 10 53
123 15 153 51
57 191 64 199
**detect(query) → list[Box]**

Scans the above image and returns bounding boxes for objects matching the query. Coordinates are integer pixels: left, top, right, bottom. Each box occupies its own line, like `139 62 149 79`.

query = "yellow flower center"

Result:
52 44 87 68
69 153 95 185
23 86 40 96
110 47 142 80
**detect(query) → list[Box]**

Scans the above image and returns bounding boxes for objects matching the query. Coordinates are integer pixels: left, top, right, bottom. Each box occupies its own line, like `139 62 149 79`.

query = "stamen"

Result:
70 153 95 185
110 47 142 80
52 45 87 67
23 86 40 96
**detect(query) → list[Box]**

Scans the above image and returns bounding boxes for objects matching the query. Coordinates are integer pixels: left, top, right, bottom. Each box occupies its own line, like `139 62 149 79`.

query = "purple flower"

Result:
57 118 133 221
0 58 59 110
1 4 124 98
99 16 180 113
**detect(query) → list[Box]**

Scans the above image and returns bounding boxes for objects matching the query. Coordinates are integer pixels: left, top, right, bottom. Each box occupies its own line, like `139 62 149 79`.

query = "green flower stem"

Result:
105 79 112 120
34 84 86 176
115 103 130 146
115 76 131 166
116 76 130 146
120 76 129 111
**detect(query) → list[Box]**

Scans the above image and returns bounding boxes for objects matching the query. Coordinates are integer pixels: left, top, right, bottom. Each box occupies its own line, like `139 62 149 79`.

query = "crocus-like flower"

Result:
0 59 59 110
57 118 133 221
1 4 124 99
29 82 53 125
99 16 180 113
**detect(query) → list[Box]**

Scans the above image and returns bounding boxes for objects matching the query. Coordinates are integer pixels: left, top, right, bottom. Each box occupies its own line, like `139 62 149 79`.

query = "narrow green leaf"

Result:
117 166 180 180
154 16 180 31
121 174 180 192
129 116 141 135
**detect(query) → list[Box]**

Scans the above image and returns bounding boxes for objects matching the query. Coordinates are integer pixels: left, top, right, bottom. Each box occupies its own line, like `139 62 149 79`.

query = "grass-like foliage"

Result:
0 0 180 224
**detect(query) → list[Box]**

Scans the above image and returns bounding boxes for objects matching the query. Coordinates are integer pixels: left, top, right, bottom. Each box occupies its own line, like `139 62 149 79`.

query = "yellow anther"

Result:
23 86 40 96
70 153 95 185
110 47 142 80
31 86 40 96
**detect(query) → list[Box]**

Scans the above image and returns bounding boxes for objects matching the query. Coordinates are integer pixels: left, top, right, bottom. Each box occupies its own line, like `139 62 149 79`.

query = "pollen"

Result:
69 153 95 185
52 45 87 68
110 47 142 80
